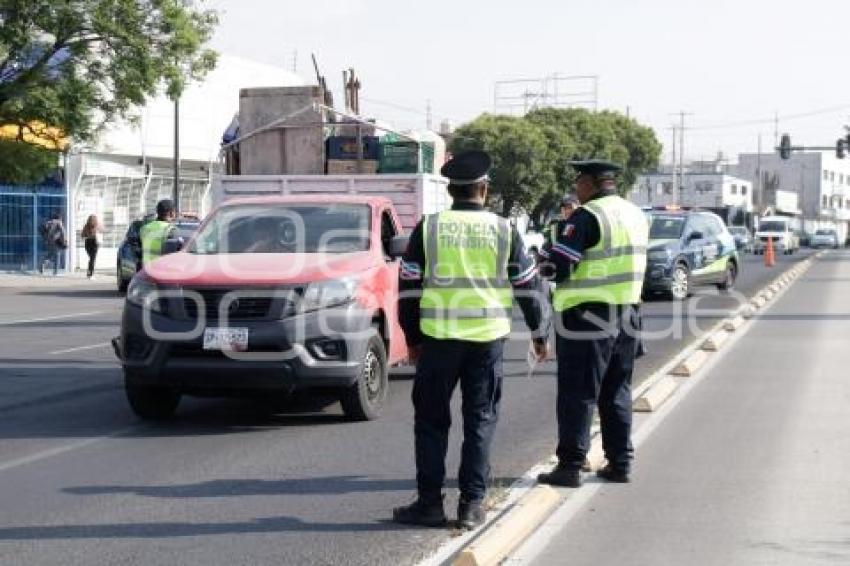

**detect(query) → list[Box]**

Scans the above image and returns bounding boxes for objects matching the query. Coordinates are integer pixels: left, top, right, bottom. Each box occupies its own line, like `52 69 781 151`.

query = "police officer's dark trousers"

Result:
413 338 504 504
555 305 638 471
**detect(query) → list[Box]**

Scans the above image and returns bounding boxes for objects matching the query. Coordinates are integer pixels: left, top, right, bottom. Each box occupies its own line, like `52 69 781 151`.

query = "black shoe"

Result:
392 497 448 527
457 499 486 531
537 465 582 488
596 465 630 483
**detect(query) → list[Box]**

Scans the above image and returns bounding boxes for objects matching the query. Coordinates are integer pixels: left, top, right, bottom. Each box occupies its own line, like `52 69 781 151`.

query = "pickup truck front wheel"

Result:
125 371 181 420
340 330 388 421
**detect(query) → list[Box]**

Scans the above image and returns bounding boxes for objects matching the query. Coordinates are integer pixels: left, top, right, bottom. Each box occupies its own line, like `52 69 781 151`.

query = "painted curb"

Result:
453 486 561 566
670 349 709 377
751 295 767 308
702 329 732 351
634 376 679 412
723 315 745 332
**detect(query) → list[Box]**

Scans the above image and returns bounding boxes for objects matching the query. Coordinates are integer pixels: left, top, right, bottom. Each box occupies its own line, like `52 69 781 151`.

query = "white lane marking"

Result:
49 342 111 356
0 311 108 326
0 425 140 474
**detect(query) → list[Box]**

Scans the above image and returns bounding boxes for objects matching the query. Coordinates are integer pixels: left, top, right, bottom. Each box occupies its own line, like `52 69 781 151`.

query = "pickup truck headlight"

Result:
126 277 165 313
647 249 673 262
298 278 357 313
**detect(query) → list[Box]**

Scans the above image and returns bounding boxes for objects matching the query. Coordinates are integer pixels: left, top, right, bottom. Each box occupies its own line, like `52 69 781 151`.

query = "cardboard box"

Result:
326 159 379 175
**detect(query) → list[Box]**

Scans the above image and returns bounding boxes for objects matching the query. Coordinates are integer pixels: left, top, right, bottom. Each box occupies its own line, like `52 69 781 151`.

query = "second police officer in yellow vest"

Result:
538 159 649 487
394 150 551 530
139 199 178 266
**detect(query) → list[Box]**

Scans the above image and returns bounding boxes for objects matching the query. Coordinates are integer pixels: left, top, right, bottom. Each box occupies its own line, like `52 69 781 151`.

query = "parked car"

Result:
728 225 754 253
643 209 741 300
116 216 200 293
113 195 412 422
754 216 799 255
811 228 841 249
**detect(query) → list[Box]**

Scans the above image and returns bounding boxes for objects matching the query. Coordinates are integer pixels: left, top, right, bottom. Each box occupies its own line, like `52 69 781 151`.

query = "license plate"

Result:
203 328 249 351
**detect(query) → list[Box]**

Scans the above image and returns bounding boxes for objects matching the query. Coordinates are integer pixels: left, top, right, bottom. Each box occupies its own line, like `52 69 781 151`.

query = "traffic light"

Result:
837 139 846 159
779 133 792 159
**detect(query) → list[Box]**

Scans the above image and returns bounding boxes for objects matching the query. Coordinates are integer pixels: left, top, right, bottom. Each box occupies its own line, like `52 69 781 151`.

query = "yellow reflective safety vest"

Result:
139 220 173 265
553 195 649 312
420 210 514 342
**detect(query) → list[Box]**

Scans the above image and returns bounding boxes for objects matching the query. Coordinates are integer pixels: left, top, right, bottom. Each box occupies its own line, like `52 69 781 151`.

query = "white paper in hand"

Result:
526 346 539 380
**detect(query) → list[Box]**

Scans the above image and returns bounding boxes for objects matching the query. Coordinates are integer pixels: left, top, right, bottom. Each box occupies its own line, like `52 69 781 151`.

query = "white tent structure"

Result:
68 55 304 273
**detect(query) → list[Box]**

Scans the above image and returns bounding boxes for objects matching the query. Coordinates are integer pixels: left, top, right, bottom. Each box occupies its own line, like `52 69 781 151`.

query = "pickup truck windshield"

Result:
758 221 788 232
649 216 686 239
189 204 371 254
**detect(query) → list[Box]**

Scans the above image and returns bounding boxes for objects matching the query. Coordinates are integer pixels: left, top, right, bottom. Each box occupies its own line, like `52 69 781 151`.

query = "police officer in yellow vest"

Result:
394 150 551 529
140 199 177 266
537 159 649 487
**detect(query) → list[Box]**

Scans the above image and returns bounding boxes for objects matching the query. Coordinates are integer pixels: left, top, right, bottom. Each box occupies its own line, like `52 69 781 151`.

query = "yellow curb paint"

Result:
453 485 561 566
633 376 678 412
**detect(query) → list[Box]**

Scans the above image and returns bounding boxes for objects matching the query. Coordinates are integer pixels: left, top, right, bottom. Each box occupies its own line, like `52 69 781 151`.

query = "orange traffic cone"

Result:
764 236 775 267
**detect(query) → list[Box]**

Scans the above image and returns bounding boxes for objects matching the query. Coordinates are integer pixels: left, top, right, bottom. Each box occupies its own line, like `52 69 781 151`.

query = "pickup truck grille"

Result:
182 289 276 320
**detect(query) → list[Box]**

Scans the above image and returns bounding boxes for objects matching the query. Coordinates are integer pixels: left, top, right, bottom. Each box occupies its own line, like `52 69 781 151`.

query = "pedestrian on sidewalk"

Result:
393 150 551 530
41 211 68 276
537 160 649 488
81 214 103 279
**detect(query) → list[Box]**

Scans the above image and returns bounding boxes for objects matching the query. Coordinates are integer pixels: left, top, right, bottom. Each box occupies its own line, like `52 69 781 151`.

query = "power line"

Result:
689 104 850 131
360 97 427 116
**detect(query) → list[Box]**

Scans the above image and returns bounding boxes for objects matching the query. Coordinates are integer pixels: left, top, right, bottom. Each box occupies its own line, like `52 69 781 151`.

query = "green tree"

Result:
0 0 218 183
0 138 59 184
526 108 663 195
448 114 556 217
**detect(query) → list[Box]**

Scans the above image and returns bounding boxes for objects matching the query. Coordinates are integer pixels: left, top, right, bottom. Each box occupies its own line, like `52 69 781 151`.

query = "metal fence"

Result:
0 186 67 272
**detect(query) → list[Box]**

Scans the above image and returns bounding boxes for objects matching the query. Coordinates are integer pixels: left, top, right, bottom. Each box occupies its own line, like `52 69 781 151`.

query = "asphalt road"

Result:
525 250 850 566
0 250 814 566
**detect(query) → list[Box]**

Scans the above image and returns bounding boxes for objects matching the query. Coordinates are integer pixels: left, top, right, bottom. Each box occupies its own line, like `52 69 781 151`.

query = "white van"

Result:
754 216 799 255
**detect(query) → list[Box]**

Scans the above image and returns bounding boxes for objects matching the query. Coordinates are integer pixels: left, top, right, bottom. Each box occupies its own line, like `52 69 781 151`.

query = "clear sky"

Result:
207 0 850 165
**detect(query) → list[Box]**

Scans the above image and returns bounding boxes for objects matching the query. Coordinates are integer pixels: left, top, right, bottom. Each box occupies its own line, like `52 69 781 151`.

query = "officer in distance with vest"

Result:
537 159 649 488
140 199 177 266
394 150 551 530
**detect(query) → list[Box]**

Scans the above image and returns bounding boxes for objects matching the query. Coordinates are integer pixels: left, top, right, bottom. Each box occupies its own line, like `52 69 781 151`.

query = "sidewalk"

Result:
0 270 113 288
513 250 850 566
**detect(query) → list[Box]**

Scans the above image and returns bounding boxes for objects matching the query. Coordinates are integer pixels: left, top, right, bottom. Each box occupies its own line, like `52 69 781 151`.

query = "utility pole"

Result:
773 111 779 148
670 111 692 204
670 125 678 205
173 96 180 214
756 134 762 219
426 99 433 130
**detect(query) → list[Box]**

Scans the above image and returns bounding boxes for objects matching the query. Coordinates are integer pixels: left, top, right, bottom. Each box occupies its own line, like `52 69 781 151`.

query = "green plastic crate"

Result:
378 141 434 174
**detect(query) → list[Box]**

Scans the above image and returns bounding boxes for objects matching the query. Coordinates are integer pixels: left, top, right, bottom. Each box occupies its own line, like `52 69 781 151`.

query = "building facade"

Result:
629 171 754 227
67 55 303 273
734 152 850 243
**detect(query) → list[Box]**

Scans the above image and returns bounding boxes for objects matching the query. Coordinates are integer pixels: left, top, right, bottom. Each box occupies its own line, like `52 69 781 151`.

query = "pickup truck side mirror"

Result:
162 238 184 255
687 231 704 242
388 234 410 258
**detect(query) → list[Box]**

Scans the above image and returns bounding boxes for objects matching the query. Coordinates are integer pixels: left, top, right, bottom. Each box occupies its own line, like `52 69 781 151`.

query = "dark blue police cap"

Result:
561 194 580 207
568 159 623 180
441 150 492 185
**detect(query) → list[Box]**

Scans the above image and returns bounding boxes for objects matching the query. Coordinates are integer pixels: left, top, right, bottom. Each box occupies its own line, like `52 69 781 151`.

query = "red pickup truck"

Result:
114 194 414 421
